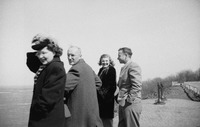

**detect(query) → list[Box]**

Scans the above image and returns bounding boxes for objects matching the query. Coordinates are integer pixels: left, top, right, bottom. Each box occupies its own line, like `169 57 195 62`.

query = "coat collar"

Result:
46 57 61 66
73 58 85 66
122 60 132 70
52 57 61 62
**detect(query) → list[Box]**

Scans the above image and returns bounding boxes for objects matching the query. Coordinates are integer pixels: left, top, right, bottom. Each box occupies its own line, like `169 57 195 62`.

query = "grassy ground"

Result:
0 85 199 127
113 85 200 127
164 86 190 100
142 85 191 100
113 98 200 127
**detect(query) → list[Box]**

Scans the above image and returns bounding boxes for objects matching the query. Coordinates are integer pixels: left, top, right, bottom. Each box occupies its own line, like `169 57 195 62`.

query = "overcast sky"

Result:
0 0 200 87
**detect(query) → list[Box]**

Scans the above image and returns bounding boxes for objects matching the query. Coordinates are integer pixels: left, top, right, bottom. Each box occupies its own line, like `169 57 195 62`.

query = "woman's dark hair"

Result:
46 39 63 57
32 34 63 57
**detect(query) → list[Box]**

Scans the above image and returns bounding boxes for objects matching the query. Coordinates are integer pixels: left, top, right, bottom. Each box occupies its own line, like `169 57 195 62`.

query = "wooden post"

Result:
160 83 167 101
154 82 165 105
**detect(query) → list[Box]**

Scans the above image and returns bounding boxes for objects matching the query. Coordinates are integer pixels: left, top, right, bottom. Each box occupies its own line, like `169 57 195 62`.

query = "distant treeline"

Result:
142 68 200 98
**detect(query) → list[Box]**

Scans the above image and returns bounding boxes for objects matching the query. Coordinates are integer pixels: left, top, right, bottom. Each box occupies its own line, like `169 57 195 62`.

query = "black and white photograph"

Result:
0 0 200 127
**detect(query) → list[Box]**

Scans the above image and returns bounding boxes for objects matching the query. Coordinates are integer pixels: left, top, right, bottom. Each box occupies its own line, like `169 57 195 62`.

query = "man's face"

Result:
117 50 126 64
36 46 55 65
67 47 81 65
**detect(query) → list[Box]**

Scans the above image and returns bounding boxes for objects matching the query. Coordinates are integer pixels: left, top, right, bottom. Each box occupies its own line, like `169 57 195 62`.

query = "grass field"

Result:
0 85 200 127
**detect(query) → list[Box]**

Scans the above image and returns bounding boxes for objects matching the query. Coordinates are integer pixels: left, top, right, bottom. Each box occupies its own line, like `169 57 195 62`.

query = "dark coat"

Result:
28 57 66 127
97 66 117 118
65 59 103 127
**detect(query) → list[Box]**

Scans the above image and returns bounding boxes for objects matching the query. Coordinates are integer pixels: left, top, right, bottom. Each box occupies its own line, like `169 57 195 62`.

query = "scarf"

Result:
34 65 46 84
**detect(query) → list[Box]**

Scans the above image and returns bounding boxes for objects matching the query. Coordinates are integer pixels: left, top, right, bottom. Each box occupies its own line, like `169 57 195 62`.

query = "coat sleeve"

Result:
64 68 79 104
128 64 142 93
26 52 42 73
65 68 79 92
94 71 102 90
34 63 66 115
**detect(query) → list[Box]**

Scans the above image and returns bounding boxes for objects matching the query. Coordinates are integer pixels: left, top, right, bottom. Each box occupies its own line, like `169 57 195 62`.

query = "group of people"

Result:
26 34 142 127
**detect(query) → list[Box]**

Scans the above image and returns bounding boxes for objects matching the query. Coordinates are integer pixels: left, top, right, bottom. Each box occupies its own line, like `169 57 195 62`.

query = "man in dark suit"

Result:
64 46 103 127
117 47 142 127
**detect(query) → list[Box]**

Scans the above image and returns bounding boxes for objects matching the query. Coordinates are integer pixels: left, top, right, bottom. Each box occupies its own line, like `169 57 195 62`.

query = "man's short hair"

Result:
118 47 132 57
68 45 82 56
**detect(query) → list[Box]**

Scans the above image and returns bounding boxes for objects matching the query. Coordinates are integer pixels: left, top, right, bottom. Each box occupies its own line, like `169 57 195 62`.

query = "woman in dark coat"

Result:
97 54 117 127
27 34 66 127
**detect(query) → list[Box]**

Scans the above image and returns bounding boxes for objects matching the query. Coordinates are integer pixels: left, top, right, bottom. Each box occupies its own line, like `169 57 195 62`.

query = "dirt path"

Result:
113 99 200 127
